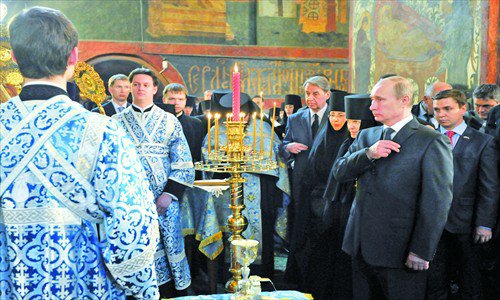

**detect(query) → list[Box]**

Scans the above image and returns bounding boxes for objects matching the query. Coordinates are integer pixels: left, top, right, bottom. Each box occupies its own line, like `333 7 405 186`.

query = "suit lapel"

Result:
392 117 419 145
452 126 472 154
300 110 312 144
109 103 117 115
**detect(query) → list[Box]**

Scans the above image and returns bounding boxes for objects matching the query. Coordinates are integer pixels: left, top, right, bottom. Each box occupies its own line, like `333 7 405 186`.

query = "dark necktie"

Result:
312 114 319 139
423 113 433 123
117 106 124 113
382 127 395 140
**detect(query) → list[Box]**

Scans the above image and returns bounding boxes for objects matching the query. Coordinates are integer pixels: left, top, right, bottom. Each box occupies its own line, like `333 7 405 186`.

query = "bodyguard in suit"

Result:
332 76 454 299
91 74 130 116
427 89 499 299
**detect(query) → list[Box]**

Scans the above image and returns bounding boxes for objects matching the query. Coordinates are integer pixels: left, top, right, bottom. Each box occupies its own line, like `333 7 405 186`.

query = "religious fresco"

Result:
162 55 348 98
145 0 349 47
350 0 487 101
147 1 229 39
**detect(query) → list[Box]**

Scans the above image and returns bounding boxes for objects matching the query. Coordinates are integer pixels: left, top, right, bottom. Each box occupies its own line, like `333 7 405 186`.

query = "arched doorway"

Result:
87 55 173 103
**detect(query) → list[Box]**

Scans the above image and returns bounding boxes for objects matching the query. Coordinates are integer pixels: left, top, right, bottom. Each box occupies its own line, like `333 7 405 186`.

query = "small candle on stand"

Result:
259 112 264 155
252 112 257 151
232 64 240 121
270 102 276 160
207 113 212 155
259 91 264 112
214 113 220 153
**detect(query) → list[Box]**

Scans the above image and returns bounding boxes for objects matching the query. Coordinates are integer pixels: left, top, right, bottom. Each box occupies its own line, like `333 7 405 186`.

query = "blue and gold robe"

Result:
113 105 194 290
0 95 160 299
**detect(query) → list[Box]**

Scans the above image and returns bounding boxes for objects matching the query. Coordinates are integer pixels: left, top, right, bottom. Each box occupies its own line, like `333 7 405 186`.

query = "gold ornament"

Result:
5 70 23 86
73 61 106 114
0 47 10 62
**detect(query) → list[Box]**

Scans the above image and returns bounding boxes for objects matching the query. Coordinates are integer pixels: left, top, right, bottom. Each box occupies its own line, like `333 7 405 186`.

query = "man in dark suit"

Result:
91 74 130 116
427 89 498 299
282 76 330 282
332 76 454 299
411 81 451 128
281 75 330 205
163 83 202 165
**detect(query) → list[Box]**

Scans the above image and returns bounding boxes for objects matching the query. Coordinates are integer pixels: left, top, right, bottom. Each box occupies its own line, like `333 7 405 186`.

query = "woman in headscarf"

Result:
322 94 378 299
285 90 350 298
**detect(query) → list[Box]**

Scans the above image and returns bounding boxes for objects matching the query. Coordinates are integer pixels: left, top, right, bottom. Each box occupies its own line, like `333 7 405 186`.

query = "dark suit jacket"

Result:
445 126 499 234
177 113 203 163
411 102 435 128
281 108 328 201
333 117 454 268
91 101 129 117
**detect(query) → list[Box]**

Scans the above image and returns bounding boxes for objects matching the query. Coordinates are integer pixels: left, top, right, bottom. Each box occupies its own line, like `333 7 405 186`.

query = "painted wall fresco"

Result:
3 1 349 48
162 55 348 98
350 0 487 101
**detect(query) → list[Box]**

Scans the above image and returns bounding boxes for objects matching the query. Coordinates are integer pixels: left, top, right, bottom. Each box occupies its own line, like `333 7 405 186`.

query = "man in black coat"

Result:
162 83 202 165
333 76 454 299
91 74 130 116
411 81 451 128
427 89 499 299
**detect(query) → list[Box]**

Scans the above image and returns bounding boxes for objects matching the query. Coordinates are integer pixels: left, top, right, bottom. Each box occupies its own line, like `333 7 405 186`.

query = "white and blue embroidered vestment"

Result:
113 105 194 290
0 96 160 299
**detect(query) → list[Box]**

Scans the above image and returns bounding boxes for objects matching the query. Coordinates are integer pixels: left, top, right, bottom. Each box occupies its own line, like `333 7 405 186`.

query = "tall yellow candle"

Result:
270 102 276 159
214 113 220 153
207 113 212 155
252 112 257 151
260 112 264 155
259 91 264 113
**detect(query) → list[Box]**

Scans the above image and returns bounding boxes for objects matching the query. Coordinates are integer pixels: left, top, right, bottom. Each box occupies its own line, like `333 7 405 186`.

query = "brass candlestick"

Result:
195 118 277 293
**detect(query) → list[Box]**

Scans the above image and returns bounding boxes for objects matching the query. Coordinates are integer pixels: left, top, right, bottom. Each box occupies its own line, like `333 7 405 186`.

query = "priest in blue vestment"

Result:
1 7 159 299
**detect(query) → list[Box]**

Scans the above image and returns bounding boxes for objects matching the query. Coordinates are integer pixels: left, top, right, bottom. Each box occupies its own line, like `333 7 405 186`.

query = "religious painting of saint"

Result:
350 0 486 99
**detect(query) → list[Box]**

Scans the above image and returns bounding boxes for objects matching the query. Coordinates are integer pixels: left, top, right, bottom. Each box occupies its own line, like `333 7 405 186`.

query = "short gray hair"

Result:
473 84 499 102
303 76 330 92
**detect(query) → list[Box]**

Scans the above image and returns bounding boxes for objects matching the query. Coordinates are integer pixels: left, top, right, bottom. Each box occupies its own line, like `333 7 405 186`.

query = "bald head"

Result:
423 82 452 114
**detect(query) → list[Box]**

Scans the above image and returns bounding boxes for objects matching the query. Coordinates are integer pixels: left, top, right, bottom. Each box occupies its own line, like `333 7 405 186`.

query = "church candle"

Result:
269 102 276 160
207 113 212 155
232 64 240 121
259 91 264 113
214 113 220 153
260 112 264 155
252 113 257 151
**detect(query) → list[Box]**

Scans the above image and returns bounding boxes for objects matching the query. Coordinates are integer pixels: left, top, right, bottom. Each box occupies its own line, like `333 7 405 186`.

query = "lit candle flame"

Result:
234 63 238 73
